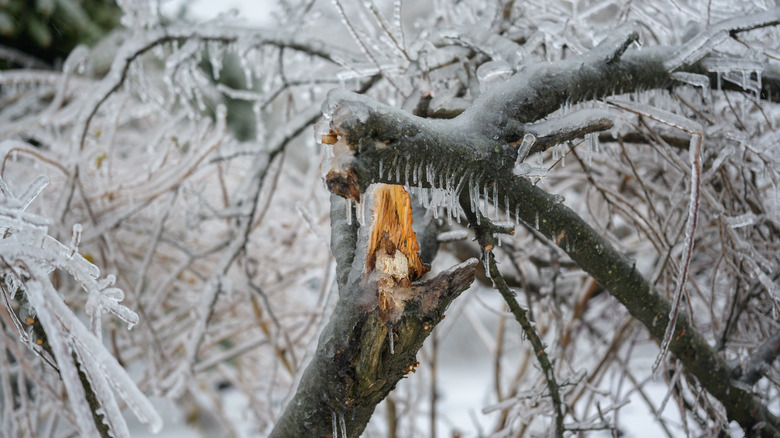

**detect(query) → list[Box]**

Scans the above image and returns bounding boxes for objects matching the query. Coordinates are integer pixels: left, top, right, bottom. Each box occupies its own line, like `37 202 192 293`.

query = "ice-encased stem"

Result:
314 15 780 435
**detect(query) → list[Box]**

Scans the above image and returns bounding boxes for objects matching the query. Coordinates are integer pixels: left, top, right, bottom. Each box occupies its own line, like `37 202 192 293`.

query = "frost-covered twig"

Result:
75 25 359 150
0 175 162 437
482 246 565 436
514 109 614 156
664 9 780 72
176 106 321 384
607 100 703 375
738 329 780 386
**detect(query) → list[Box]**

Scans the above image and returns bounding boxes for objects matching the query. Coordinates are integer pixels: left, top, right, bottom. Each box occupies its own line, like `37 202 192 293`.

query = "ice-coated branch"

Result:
467 211 565 436
513 109 614 156
665 9 780 72
75 25 361 151
738 329 780 386
175 106 322 384
269 193 477 437
607 100 704 375
316 22 780 434
497 178 778 435
0 175 163 437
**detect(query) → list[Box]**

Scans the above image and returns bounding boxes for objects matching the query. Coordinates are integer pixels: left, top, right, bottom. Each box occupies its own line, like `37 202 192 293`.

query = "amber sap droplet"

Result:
25 317 35 325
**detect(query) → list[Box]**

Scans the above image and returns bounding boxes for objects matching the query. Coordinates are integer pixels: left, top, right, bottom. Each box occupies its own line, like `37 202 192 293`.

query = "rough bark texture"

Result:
312 35 780 436
269 195 477 437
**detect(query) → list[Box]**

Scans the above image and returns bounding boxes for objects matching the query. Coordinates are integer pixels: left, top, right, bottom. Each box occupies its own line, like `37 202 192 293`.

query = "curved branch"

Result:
738 329 780 386
317 23 780 434
484 244 565 435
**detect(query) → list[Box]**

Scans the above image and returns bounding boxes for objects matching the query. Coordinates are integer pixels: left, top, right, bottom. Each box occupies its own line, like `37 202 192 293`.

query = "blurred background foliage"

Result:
0 0 122 68
0 0 257 139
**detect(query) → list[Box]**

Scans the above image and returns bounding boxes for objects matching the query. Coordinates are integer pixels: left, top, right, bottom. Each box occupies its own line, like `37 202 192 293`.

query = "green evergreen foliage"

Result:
0 0 121 68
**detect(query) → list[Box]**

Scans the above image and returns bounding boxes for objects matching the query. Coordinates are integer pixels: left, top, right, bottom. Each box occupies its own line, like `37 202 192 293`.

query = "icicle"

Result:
378 159 383 179
493 184 498 219
207 41 224 80
405 156 410 186
535 211 539 229
585 133 595 166
483 252 491 278
395 161 400 182
515 205 520 227
357 200 366 226
19 174 49 211
239 52 254 88
505 195 510 221
345 199 353 225
482 184 488 216
69 223 82 258
515 132 536 165
468 175 476 214
388 328 395 354
339 413 347 438
332 411 338 438
560 143 566 167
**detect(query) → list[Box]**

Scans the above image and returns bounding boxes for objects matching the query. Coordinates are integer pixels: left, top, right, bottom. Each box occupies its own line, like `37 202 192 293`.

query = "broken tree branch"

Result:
314 19 780 434
269 194 477 437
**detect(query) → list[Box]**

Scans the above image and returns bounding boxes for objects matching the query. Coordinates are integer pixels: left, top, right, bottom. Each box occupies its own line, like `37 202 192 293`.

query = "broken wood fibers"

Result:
318 127 429 321
366 184 429 323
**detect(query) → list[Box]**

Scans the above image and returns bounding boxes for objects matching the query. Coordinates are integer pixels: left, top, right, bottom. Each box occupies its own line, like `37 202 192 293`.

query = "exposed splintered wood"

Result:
366 184 430 324
269 186 477 437
367 184 428 279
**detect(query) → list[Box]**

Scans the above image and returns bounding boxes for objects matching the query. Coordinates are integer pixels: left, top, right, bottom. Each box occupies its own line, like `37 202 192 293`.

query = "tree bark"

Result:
313 25 780 435
273 15 780 437
270 195 477 437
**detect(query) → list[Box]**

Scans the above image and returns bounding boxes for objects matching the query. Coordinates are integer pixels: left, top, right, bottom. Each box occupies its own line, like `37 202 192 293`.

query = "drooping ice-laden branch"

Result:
73 25 362 151
315 18 780 435
606 99 703 375
0 175 162 437
167 106 322 393
737 329 780 387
